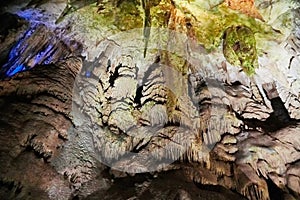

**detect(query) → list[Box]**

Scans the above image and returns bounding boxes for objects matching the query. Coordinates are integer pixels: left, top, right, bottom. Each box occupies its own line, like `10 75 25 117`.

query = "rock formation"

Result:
0 0 299 199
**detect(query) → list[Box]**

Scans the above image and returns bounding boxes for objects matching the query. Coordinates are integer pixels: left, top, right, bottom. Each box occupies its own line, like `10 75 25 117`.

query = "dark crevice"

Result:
0 13 23 38
108 64 122 87
106 59 111 72
198 97 212 106
270 97 291 124
131 138 151 153
234 96 297 132
24 145 51 163
238 112 297 133
231 80 242 86
266 178 285 200
0 15 26 68
188 73 206 96
0 179 23 197
134 85 143 106
288 56 295 69
163 121 181 127
143 76 164 88
141 97 166 107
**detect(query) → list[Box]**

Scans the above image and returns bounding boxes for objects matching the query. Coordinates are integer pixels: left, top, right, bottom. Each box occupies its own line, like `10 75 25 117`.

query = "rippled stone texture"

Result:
0 1 300 200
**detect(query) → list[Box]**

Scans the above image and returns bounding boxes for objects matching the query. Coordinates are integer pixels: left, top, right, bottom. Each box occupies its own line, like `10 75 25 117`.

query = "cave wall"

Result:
0 1 300 199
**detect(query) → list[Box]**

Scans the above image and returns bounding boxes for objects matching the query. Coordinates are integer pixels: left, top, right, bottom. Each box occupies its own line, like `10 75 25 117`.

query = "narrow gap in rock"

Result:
266 179 284 200
134 85 143 106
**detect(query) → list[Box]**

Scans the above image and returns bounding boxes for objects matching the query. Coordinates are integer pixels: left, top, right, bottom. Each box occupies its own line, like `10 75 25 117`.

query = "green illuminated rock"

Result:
223 25 258 76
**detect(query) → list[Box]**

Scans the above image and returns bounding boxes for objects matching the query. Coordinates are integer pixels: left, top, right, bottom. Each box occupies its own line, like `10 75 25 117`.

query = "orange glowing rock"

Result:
224 0 264 21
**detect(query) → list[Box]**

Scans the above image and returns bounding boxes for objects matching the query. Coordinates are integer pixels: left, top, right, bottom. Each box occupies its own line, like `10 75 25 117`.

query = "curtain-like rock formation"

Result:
0 1 300 199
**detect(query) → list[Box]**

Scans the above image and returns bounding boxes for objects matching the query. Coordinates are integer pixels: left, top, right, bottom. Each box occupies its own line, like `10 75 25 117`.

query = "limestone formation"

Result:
0 1 299 199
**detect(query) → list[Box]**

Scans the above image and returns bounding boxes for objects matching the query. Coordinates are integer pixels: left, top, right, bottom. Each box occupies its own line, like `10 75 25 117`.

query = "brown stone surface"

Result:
0 1 300 200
